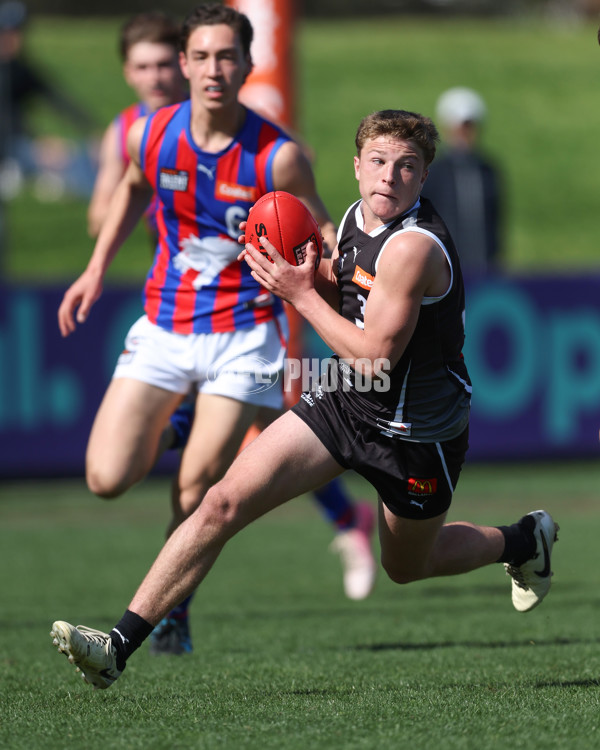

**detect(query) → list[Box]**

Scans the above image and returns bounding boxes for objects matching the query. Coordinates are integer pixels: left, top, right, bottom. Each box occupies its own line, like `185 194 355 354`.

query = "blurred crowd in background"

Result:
0 1 99 203
10 0 600 20
0 0 597 274
0 0 508 276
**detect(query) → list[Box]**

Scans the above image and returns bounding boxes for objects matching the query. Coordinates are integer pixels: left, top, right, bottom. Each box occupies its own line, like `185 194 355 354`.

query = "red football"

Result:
246 191 323 270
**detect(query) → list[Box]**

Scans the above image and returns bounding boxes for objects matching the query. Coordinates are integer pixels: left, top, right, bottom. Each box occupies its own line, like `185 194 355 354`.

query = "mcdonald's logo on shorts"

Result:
408 477 438 496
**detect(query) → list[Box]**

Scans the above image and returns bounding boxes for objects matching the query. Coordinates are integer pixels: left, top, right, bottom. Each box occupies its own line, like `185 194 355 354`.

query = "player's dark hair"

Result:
181 3 253 58
119 11 180 61
355 110 440 167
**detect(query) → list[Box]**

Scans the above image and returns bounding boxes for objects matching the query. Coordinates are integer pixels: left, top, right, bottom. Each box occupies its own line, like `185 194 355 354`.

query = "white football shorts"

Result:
112 313 289 409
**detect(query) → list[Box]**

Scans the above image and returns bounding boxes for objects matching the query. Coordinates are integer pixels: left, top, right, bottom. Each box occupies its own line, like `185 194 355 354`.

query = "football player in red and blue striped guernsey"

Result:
58 3 376 660
87 12 187 239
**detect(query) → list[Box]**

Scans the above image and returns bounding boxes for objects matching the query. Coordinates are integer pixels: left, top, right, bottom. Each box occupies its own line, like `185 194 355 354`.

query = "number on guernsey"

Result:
355 293 367 329
226 205 249 240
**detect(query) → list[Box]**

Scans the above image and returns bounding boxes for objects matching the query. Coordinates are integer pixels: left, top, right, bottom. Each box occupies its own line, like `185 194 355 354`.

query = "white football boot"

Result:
50 621 122 689
504 510 559 612
330 502 377 600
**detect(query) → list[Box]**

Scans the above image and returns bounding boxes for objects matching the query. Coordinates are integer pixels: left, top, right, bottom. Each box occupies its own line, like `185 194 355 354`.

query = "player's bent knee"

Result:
198 482 251 539
85 465 131 499
381 557 426 585
176 481 214 519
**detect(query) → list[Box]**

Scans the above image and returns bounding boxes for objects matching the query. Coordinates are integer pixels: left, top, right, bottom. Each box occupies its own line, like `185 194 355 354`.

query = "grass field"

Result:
5 14 600 281
3 12 600 749
1 464 599 749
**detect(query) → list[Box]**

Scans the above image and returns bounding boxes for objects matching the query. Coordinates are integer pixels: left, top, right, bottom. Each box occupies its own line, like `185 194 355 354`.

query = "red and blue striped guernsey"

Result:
116 101 161 236
115 102 150 166
139 101 289 334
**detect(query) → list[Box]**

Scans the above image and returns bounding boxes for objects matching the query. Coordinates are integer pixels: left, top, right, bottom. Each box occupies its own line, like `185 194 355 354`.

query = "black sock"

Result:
110 610 155 671
496 514 536 566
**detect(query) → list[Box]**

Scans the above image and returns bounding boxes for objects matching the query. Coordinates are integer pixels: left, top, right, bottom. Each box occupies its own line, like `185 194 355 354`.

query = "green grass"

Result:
5 14 600 281
1 466 599 749
3 17 600 745
4 16 599 747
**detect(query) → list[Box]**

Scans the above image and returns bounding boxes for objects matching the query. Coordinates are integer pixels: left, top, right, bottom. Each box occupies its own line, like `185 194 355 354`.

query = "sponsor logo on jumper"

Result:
352 265 375 291
197 164 216 180
216 181 259 203
159 169 189 191
408 478 437 496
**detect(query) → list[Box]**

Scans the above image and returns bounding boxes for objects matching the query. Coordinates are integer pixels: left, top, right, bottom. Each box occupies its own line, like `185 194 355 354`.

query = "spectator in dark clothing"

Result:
0 1 97 198
422 87 503 277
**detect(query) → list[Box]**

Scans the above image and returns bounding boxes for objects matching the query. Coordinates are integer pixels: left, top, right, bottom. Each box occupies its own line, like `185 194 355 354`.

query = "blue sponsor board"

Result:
0 284 178 478
462 275 600 460
1 275 600 477
305 273 600 462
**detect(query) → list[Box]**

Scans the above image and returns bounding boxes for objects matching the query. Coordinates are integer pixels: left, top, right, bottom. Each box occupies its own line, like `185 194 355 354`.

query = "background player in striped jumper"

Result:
85 11 197 461
87 6 375 609
86 11 188 240
57 3 375 657
51 108 558 690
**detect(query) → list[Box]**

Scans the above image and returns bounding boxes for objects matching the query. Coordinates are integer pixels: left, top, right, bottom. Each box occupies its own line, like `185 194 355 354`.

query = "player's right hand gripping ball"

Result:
246 191 323 270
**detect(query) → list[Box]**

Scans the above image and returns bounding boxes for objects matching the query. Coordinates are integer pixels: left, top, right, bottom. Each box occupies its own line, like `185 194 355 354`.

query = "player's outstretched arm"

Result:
87 121 125 238
57 270 104 338
57 118 153 337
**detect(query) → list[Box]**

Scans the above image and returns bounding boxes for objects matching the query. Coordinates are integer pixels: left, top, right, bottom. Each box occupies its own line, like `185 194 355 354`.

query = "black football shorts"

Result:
292 388 469 520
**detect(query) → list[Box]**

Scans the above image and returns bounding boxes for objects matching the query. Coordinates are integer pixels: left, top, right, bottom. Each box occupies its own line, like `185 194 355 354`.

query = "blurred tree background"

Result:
2 1 600 281
19 0 600 19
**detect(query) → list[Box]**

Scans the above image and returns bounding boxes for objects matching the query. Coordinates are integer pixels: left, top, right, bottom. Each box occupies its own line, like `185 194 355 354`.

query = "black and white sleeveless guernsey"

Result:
330 195 472 443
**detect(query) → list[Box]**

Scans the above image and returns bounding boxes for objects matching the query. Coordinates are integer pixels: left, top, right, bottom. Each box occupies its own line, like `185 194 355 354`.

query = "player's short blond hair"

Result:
355 110 439 168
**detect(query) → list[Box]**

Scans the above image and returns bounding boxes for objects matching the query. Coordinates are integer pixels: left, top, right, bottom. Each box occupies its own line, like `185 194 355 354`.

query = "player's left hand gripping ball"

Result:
246 191 323 270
